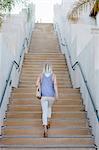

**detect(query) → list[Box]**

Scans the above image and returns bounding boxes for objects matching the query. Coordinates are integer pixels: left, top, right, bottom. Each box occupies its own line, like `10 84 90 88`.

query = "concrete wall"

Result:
0 4 35 134
54 1 99 148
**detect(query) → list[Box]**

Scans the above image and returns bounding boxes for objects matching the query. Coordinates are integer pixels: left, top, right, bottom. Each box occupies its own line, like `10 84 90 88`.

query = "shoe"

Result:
43 130 48 138
43 125 48 138
47 121 50 129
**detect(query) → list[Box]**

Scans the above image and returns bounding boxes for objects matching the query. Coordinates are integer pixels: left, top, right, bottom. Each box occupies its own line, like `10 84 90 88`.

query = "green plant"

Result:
67 0 97 22
0 0 31 27
0 0 15 12
0 0 15 27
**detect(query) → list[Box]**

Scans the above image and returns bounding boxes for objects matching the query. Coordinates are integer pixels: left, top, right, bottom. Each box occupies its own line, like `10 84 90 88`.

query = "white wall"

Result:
96 13 99 26
0 4 35 134
54 2 99 148
0 33 2 100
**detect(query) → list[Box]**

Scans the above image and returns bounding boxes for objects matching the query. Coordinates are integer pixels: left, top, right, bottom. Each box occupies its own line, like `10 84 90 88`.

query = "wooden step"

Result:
8 105 84 112
20 75 69 79
4 119 88 128
23 63 66 66
24 59 65 63
11 94 80 99
18 85 72 88
11 99 82 105
24 58 65 62
25 53 63 56
22 66 67 71
19 79 71 83
19 79 71 84
20 75 70 79
21 71 68 75
0 137 94 148
21 69 68 72
25 54 64 57
2 127 91 137
24 57 65 60
29 47 60 51
22 69 68 72
20 78 70 82
22 69 68 73
6 112 86 119
11 92 80 98
22 64 68 67
12 87 79 93
20 72 70 76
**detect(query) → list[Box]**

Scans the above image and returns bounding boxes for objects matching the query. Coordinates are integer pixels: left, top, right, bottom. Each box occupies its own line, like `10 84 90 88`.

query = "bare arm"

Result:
36 74 42 87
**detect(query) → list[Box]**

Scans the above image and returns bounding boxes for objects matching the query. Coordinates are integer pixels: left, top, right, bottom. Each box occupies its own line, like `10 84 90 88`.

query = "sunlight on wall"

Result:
11 4 23 14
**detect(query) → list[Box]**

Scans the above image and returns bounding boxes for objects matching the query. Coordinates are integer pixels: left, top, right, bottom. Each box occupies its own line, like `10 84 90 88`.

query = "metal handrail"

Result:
18 37 28 65
0 37 28 108
56 23 73 67
56 24 99 121
64 39 73 67
72 61 99 122
64 38 99 122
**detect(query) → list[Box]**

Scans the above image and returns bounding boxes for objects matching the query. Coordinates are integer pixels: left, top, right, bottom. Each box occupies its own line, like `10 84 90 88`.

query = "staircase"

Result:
0 23 95 149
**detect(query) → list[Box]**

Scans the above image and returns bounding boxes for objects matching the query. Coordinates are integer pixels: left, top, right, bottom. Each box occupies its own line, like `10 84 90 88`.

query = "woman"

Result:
36 63 58 137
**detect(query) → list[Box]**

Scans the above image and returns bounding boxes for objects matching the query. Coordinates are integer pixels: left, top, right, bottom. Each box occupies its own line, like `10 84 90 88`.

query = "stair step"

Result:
20 80 70 83
13 86 75 91
12 89 80 95
2 127 91 137
24 58 65 61
25 53 64 56
18 84 72 88
11 99 82 105
22 69 68 72
12 87 79 93
22 64 67 67
21 71 69 73
10 97 82 101
19 80 71 84
20 76 70 79
23 62 67 65
21 73 70 77
24 57 65 60
21 74 70 77
0 137 94 148
22 63 66 66
23 61 66 64
22 65 68 68
11 93 80 99
23 59 66 62
21 75 68 78
29 48 60 51
19 80 71 83
6 112 86 119
8 105 84 112
21 70 68 73
4 119 88 127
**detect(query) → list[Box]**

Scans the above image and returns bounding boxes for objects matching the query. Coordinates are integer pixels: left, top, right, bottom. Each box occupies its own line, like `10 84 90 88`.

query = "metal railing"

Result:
0 37 28 108
56 24 99 122
64 37 99 122
72 61 99 122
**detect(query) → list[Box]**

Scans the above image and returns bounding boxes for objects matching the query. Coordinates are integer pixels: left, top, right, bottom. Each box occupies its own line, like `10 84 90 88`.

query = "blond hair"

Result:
43 63 53 74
